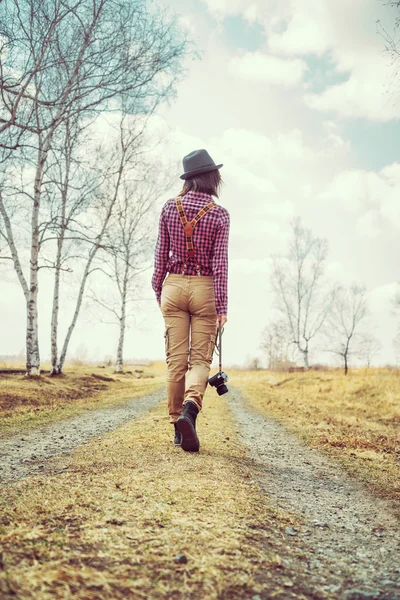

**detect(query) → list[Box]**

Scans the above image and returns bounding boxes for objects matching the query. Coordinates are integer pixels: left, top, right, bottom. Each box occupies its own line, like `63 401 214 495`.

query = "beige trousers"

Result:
160 273 217 423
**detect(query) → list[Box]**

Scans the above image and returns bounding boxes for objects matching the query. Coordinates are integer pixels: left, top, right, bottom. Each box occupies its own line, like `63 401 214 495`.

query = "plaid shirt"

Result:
152 190 230 315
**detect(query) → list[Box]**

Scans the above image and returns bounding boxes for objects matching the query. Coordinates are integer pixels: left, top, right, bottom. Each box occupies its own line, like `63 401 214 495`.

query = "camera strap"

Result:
214 323 224 373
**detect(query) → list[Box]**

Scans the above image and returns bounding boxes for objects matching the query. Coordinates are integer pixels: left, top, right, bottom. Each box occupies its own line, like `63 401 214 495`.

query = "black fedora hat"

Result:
180 149 223 180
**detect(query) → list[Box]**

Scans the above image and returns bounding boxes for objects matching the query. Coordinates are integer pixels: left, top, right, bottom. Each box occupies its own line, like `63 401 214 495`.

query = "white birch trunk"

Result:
1 190 41 376
57 166 124 373
115 264 128 373
57 256 93 373
50 232 64 375
0 194 29 301
26 146 48 376
115 311 126 373
50 153 69 375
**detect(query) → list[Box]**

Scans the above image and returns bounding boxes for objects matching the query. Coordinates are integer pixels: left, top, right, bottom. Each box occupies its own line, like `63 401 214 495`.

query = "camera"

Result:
208 371 229 395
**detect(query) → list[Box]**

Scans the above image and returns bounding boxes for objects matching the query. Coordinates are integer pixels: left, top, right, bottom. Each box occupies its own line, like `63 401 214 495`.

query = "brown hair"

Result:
179 169 222 198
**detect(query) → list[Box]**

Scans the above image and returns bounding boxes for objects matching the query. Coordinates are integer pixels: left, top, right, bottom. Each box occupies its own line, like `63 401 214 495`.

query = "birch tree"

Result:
271 217 335 370
393 330 400 366
54 114 150 374
89 163 171 372
0 0 189 375
357 334 382 368
42 115 103 374
323 284 369 375
260 318 292 369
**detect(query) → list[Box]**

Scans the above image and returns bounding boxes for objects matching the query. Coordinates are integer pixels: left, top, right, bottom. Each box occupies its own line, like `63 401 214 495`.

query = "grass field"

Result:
0 365 399 598
1 364 398 513
0 390 307 600
230 368 400 514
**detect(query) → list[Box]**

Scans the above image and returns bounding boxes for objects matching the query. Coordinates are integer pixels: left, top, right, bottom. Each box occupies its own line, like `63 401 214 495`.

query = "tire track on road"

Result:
229 386 400 600
0 387 165 483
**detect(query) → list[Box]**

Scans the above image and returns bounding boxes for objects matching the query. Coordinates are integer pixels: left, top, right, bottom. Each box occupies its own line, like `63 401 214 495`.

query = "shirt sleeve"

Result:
151 204 170 302
212 210 230 316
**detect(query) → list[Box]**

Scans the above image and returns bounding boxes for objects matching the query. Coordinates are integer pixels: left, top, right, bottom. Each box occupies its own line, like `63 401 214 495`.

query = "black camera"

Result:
208 371 229 395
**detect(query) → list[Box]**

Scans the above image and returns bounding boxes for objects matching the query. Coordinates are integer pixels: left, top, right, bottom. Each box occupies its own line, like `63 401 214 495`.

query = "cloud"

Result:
320 162 400 231
267 2 333 57
202 0 400 121
201 0 254 20
230 52 307 86
304 53 400 121
356 210 381 238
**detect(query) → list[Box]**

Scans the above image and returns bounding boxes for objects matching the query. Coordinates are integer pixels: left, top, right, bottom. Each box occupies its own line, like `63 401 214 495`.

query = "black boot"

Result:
173 423 182 446
176 401 200 452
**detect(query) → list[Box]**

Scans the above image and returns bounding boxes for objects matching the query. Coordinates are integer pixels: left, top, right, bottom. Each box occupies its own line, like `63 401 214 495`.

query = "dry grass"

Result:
231 368 400 513
0 362 166 437
0 391 321 600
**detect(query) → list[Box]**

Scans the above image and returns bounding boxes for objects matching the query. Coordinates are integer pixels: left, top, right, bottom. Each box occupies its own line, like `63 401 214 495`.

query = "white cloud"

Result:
320 162 400 233
202 0 400 121
304 52 400 121
230 52 307 86
356 210 382 238
201 0 251 20
267 1 333 57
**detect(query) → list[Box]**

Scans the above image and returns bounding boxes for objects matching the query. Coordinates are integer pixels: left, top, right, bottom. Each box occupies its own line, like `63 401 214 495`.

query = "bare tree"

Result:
89 162 173 372
45 117 96 374
260 318 292 369
393 329 400 366
271 217 335 370
357 334 383 368
54 114 150 374
377 1 400 103
323 284 369 375
0 0 189 375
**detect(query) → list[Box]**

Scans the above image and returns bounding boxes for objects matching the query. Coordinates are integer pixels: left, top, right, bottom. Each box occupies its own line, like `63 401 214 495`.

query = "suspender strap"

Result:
175 196 216 273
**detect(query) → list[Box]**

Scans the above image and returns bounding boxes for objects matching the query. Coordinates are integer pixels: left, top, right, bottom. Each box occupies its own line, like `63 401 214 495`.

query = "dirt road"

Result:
229 386 400 600
0 387 165 483
1 383 399 598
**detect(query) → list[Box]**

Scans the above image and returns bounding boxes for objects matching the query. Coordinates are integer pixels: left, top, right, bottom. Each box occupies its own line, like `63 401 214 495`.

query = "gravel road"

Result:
0 387 165 483
228 386 400 600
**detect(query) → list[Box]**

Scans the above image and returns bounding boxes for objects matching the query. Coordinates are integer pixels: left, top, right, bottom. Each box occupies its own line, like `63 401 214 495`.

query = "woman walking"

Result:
152 149 230 452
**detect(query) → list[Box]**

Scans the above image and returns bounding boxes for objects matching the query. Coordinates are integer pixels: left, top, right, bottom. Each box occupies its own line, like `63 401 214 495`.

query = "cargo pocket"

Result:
164 326 170 358
206 333 216 363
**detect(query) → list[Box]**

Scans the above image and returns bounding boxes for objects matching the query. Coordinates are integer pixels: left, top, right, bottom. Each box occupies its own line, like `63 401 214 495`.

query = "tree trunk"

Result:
26 146 47 376
50 234 64 375
299 346 309 371
57 255 93 373
0 194 29 301
0 193 39 373
344 354 348 375
115 285 127 373
115 315 125 373
50 173 68 375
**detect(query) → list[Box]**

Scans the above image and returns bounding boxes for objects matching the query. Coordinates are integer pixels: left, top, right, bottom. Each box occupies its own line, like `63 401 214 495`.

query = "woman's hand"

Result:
216 314 227 329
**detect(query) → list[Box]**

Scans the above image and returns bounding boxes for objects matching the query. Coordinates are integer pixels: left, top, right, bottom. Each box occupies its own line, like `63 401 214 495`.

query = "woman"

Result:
151 149 230 452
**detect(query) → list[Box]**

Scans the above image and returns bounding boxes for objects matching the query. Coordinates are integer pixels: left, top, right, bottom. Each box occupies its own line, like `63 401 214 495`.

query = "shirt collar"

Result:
183 190 213 199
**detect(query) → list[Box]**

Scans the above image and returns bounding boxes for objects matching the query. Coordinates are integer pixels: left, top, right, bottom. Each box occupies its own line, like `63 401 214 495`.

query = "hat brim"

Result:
180 163 223 180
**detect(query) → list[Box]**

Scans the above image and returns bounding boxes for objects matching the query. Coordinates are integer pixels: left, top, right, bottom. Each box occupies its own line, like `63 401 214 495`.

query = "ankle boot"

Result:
176 400 200 452
173 423 182 446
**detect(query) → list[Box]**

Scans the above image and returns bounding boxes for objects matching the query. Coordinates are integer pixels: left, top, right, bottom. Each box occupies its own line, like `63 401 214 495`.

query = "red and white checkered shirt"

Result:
152 190 230 315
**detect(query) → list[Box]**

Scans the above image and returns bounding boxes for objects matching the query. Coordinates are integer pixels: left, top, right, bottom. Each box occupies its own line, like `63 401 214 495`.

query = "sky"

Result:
1 0 400 368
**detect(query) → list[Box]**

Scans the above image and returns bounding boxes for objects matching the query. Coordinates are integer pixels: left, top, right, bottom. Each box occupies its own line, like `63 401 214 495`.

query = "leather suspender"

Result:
175 196 216 275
